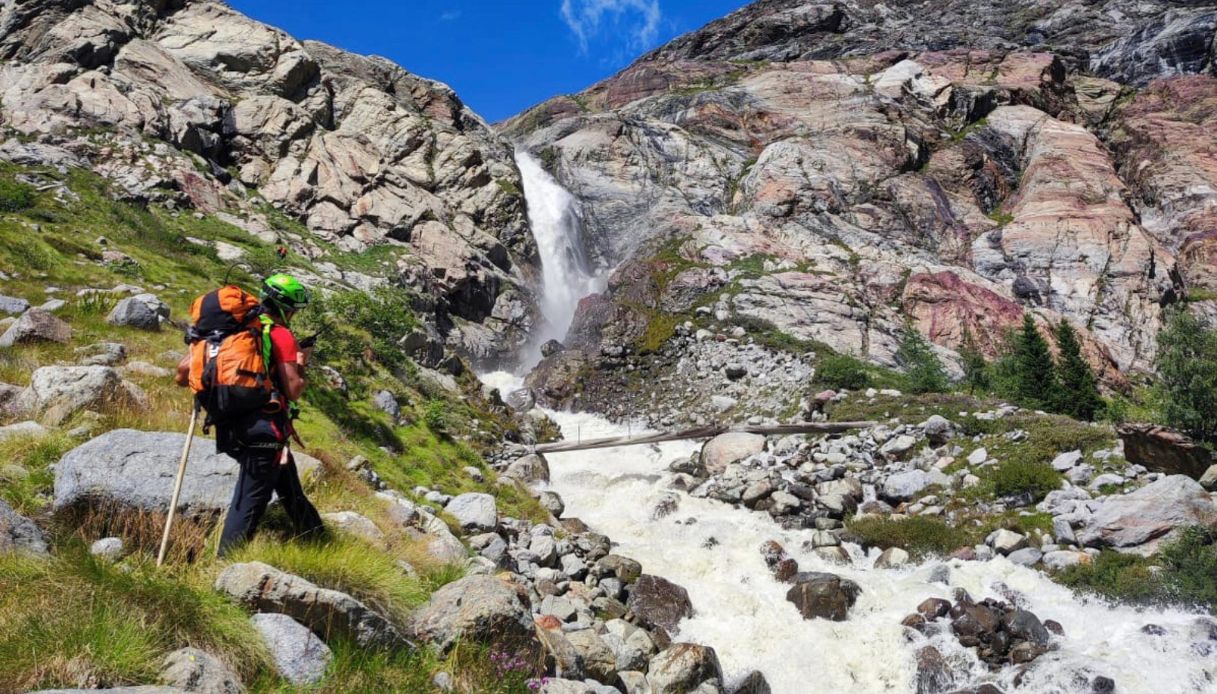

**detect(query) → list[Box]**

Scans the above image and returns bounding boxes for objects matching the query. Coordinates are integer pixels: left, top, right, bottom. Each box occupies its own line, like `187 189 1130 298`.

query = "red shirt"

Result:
268 324 299 367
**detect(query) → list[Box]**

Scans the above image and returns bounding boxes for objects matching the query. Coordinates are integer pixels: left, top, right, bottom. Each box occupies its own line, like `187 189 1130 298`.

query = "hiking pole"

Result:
157 406 199 567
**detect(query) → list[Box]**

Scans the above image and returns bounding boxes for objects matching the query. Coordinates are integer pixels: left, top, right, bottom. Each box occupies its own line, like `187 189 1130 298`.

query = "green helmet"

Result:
262 273 311 312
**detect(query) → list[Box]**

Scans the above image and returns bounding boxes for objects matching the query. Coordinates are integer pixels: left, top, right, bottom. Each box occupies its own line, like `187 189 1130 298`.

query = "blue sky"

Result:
227 0 750 123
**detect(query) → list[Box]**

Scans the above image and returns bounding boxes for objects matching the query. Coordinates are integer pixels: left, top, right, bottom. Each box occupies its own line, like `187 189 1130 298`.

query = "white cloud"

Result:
439 9 462 22
560 0 662 55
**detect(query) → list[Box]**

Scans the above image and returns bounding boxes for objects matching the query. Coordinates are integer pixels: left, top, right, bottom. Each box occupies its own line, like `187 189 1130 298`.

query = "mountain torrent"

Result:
3 1 1217 694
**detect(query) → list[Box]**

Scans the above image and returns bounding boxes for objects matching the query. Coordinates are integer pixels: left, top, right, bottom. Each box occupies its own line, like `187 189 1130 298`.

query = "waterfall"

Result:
515 150 603 367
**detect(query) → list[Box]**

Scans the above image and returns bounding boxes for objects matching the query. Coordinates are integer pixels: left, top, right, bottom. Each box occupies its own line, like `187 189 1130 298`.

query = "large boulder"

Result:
0 420 48 442
1117 424 1213 479
0 498 48 555
881 470 930 503
216 562 409 650
626 574 693 637
250 613 331 686
504 453 550 485
445 492 498 532
107 293 172 330
55 429 228 514
646 643 725 694
0 295 30 315
408 575 535 652
701 433 766 475
785 572 862 621
160 647 245 694
10 365 149 425
1077 475 1217 554
54 429 321 515
0 309 71 347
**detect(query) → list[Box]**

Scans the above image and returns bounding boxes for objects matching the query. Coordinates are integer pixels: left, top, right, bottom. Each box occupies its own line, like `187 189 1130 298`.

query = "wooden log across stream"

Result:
532 421 877 454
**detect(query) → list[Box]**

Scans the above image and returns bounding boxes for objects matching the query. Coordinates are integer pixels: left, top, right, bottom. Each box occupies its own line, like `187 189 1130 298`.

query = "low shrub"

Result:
845 516 977 558
990 460 1061 502
0 178 35 212
1055 527 1217 611
816 353 871 390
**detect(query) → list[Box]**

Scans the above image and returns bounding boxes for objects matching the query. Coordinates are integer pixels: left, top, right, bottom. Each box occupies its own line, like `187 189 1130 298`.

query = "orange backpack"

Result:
187 286 279 424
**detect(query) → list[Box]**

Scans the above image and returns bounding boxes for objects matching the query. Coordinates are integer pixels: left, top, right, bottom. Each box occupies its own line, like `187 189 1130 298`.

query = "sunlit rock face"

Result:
503 0 1217 381
0 0 541 360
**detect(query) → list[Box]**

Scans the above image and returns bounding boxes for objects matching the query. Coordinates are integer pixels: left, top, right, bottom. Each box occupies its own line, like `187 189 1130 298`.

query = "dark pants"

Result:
217 447 324 557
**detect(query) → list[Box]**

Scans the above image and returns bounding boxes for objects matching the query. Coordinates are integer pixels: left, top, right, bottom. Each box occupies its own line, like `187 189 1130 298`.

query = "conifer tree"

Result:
896 324 948 394
1156 309 1217 443
959 325 989 394
1011 313 1059 410
1053 319 1102 421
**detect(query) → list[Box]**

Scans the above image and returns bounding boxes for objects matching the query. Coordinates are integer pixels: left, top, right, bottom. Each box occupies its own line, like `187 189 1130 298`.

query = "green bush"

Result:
845 516 977 558
1056 527 1217 610
0 178 35 212
1158 526 1217 609
990 460 1060 501
424 400 449 434
1054 550 1159 604
299 287 419 380
816 353 870 390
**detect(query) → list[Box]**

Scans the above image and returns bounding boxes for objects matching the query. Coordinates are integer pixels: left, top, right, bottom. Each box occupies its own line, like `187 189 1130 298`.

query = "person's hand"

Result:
298 346 314 368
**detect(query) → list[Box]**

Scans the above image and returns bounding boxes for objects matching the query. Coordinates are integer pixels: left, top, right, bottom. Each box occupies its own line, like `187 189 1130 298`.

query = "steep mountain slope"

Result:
504 0 1217 394
0 0 539 361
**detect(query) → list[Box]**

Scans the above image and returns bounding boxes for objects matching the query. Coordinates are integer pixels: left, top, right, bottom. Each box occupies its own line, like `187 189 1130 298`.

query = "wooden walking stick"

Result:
157 406 199 567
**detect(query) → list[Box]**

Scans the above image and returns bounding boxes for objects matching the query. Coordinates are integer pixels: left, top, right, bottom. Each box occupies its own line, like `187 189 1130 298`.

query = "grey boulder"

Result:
1076 475 1217 554
216 562 408 650
647 643 725 694
11 365 148 425
54 429 238 514
160 647 246 694
785 572 861 621
505 453 551 485
0 308 71 347
445 492 498 532
626 574 694 636
881 470 930 503
0 498 48 555
251 613 331 686
701 433 765 475
54 429 321 514
407 574 535 652
0 295 30 315
107 293 171 330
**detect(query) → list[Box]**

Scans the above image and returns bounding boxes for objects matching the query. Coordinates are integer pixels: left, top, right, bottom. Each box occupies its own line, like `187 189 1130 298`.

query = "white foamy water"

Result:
515 150 603 367
502 402 1217 694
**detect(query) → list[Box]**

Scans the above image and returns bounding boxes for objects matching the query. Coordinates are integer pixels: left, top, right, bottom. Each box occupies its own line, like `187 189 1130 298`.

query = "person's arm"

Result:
276 358 307 402
175 354 190 387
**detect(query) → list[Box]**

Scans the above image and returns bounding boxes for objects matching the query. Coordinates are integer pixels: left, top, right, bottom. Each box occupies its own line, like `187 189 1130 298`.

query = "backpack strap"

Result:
258 314 276 377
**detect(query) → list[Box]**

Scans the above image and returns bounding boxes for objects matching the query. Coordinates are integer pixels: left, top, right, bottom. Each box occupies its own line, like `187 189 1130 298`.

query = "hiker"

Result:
175 274 324 556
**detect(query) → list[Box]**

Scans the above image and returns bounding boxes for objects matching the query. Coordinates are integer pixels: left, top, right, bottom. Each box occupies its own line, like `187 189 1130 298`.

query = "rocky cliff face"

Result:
504 0 1217 384
0 0 539 361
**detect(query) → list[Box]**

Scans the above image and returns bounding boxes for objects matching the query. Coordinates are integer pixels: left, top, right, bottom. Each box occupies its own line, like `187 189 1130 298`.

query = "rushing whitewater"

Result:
515 405 1217 694
515 151 602 366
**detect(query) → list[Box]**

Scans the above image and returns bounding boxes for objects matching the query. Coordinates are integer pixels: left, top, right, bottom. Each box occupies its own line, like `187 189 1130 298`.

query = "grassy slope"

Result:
0 164 544 692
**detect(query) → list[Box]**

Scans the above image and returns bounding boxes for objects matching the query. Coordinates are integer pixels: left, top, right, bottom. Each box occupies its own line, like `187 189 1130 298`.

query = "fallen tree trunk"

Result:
532 421 876 454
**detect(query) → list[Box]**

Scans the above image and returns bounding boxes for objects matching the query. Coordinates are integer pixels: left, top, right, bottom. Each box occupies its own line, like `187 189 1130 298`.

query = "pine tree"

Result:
1011 313 1059 410
896 324 949 394
1053 319 1103 421
1156 309 1217 443
959 325 989 394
